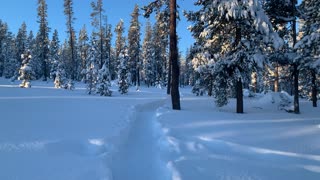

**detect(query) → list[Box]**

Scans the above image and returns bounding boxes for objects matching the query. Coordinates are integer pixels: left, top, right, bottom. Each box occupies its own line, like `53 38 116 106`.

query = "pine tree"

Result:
118 47 130 94
26 31 35 51
143 0 180 110
85 34 99 94
37 0 50 81
54 41 68 88
142 20 155 87
263 0 294 93
49 29 60 81
64 0 77 81
0 20 8 76
96 63 112 96
3 32 18 79
152 22 163 88
19 51 34 88
295 0 320 107
16 22 28 64
114 19 126 80
31 33 45 79
186 0 282 113
128 4 141 89
90 0 106 69
78 25 90 81
105 23 115 80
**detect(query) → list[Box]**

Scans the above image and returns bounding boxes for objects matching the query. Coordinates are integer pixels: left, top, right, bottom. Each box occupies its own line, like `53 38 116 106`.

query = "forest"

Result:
0 0 319 113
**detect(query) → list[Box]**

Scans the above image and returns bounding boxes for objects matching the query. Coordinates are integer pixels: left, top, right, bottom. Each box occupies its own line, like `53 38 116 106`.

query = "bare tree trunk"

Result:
170 0 180 110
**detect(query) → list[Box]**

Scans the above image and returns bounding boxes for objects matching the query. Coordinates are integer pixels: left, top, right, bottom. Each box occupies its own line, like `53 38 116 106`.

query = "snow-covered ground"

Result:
0 78 319 180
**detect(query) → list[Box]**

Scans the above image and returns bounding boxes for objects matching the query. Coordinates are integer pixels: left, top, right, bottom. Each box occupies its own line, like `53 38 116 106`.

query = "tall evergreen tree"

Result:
26 31 35 51
152 21 164 87
64 0 77 81
142 20 155 87
49 29 60 81
54 41 68 88
37 0 50 81
0 20 8 76
2 31 17 79
114 19 126 80
295 0 320 107
105 22 114 80
186 0 282 113
118 46 130 94
90 0 106 69
16 22 27 65
143 0 181 110
128 4 141 89
85 36 99 95
78 25 90 81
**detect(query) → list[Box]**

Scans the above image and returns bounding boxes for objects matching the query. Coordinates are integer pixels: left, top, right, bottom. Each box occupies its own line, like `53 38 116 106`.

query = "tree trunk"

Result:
137 66 140 90
235 21 243 113
312 70 317 107
293 64 300 113
292 0 299 114
236 78 244 113
170 0 180 110
167 57 172 95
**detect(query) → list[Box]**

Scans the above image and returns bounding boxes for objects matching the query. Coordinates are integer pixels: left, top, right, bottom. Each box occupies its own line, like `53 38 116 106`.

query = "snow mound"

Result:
253 91 294 112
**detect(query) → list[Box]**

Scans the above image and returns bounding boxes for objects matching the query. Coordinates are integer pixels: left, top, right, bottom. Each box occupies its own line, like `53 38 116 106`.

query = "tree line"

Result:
0 0 183 97
0 0 319 113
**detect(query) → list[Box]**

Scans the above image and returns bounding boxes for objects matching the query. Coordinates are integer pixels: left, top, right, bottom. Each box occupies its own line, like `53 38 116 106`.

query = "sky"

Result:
0 0 196 55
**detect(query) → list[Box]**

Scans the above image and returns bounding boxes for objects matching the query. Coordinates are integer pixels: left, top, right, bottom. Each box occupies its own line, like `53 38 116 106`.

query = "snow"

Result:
0 78 320 180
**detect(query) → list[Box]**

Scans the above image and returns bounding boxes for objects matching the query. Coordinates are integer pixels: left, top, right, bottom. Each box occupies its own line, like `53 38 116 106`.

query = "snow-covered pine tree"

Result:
96 63 112 96
3 32 18 79
26 31 35 52
37 0 50 81
90 0 106 69
114 19 126 81
295 0 320 107
263 0 294 93
49 29 60 81
64 0 77 81
54 60 67 89
152 21 163 88
142 20 155 87
128 4 141 89
118 46 130 94
15 22 28 68
19 51 34 88
186 0 282 113
184 47 196 86
85 35 99 95
143 0 181 110
78 25 90 82
0 20 8 76
30 33 43 79
105 23 115 80
54 41 68 89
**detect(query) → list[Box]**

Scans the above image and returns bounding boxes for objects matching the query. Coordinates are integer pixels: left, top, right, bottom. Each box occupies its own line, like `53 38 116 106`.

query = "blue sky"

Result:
0 0 196 55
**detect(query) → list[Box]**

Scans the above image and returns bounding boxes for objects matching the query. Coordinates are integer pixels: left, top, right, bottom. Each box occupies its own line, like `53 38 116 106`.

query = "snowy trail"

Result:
111 100 170 180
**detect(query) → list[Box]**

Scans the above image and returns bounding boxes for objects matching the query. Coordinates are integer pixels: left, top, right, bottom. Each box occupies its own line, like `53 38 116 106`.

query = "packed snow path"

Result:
111 100 170 180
